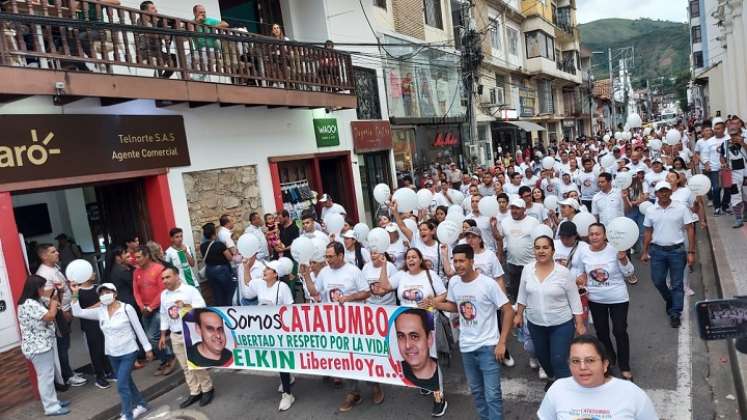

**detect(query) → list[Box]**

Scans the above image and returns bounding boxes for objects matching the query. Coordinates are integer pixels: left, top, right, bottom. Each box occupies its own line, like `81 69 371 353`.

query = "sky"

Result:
576 0 688 24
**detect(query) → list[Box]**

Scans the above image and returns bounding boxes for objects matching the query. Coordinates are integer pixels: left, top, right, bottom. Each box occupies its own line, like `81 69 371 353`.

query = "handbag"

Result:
721 168 733 189
424 269 454 361
198 241 216 282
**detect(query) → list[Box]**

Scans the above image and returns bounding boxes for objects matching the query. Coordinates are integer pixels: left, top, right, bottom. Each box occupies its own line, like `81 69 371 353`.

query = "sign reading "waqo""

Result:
181 303 441 391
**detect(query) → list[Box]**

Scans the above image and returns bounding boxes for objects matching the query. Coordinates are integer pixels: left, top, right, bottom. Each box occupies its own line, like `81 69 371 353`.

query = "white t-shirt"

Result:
500 216 540 266
527 203 549 222
553 239 589 279
577 244 634 305
577 171 598 201
447 273 509 353
433 189 459 207
315 263 369 303
504 182 521 196
704 136 727 171
386 238 407 268
644 170 667 191
244 279 294 306
473 249 504 279
390 270 446 307
344 246 371 268
362 262 398 306
538 377 659 420
217 226 235 248
412 237 441 273
559 181 579 197
321 203 347 220
541 177 562 197
159 283 206 333
592 188 625 226
643 201 695 246
465 213 497 252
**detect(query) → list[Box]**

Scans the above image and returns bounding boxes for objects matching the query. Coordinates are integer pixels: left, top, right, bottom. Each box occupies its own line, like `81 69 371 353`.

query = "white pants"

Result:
29 348 62 414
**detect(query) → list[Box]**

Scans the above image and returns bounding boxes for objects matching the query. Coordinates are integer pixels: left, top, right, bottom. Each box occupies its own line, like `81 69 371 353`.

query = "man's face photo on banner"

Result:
388 307 440 392
184 308 235 368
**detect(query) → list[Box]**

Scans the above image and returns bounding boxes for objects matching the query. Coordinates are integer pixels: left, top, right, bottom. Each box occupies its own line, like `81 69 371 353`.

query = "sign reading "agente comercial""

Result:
0 115 190 186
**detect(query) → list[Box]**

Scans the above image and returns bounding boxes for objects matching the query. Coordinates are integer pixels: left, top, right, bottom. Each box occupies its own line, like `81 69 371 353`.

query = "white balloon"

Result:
643 127 652 136
447 204 463 215
688 174 711 196
648 138 662 151
353 223 370 244
237 233 261 257
601 154 616 169
310 236 329 262
416 189 434 209
392 188 418 213
573 212 596 236
665 129 681 146
606 217 640 251
478 196 499 217
445 205 465 224
627 113 643 128
367 227 391 253
373 183 391 204
544 195 558 211
403 218 418 236
436 220 460 244
450 190 465 206
603 134 611 142
323 213 345 235
290 236 315 264
531 224 554 240
65 259 93 284
638 200 653 216
277 257 294 277
614 131 623 141
614 172 633 190
622 131 632 141
542 156 556 170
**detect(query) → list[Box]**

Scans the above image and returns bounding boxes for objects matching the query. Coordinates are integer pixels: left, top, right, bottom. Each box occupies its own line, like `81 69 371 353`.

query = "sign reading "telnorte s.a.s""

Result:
0 115 190 186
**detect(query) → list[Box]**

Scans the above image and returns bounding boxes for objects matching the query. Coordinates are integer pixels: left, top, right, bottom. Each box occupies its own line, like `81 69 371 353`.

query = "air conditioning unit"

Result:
479 87 506 106
479 87 493 104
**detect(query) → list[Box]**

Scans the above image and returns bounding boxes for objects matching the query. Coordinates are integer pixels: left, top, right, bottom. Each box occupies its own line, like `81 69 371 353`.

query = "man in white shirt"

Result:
559 172 579 198
478 173 496 197
641 182 697 328
465 194 500 252
217 214 237 256
435 244 513 420
433 181 460 207
644 159 667 192
627 151 648 175
577 158 598 212
447 162 463 190
703 119 729 214
301 212 328 242
592 172 627 226
504 172 523 196
522 167 539 188
540 170 561 198
319 194 347 220
164 227 198 288
243 212 269 260
158 265 214 408
498 198 540 302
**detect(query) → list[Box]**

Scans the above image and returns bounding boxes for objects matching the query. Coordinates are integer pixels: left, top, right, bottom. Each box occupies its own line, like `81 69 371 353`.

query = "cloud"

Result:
576 0 688 24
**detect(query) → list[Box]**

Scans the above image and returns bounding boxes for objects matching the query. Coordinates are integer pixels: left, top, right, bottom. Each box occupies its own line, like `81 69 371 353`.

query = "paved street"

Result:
132 231 739 420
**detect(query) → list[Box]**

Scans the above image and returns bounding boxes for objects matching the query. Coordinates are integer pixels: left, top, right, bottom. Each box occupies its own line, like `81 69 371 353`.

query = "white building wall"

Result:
119 0 221 21
281 0 331 42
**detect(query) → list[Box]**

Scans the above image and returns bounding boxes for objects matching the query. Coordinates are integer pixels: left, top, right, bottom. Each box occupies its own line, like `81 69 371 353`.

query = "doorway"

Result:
359 151 393 226
319 157 353 221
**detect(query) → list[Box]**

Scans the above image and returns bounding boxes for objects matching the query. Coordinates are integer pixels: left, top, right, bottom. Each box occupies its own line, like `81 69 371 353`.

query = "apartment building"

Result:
688 0 726 118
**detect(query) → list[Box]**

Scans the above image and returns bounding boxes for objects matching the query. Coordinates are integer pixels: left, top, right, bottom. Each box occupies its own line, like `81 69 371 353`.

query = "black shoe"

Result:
199 389 214 407
94 378 111 389
670 316 681 328
431 399 448 417
54 382 70 393
419 388 434 396
179 393 202 409
665 299 672 315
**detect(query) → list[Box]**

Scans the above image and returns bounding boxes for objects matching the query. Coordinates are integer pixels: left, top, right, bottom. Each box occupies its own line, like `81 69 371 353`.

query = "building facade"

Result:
688 0 726 119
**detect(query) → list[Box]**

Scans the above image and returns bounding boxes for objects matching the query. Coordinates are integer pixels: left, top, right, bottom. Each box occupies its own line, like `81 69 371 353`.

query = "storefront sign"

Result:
313 118 340 147
351 121 392 153
0 115 190 185
181 304 441 391
432 130 460 148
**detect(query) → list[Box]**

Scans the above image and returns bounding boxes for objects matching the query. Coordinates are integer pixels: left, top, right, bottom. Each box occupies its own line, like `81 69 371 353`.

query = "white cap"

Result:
712 117 725 126
509 198 526 208
385 223 399 233
265 260 286 277
558 198 580 210
341 230 356 239
654 181 672 192
96 283 117 293
318 194 329 203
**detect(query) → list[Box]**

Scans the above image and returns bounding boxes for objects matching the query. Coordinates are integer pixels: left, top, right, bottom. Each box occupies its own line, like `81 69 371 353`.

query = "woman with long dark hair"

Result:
17 275 70 416
623 168 649 253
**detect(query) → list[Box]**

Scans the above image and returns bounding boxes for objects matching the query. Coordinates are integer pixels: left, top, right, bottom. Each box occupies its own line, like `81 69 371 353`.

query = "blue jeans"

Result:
55 333 73 383
706 170 721 209
142 312 172 363
206 264 236 306
461 345 503 420
109 351 147 420
650 244 686 317
527 318 575 379
625 207 645 252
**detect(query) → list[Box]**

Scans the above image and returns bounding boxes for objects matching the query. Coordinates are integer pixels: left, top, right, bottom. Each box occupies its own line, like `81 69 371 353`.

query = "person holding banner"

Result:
434 244 514 420
242 260 297 411
157 265 215 409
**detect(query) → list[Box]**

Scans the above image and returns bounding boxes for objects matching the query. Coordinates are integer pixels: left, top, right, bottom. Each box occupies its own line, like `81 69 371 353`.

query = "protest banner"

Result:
181 303 441 391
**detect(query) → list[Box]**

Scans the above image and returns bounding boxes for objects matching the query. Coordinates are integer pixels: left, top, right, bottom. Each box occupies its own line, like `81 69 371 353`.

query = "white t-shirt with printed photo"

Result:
447 273 509 353
314 263 369 303
473 249 504 279
362 261 398 306
245 279 294 306
390 270 446 307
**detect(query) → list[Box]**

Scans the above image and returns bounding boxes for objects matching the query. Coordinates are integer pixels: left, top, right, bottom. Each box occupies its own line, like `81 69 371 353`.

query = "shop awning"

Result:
506 120 546 132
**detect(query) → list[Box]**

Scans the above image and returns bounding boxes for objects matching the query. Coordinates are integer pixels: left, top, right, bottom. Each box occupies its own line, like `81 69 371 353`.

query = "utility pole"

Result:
461 0 482 169
608 47 615 132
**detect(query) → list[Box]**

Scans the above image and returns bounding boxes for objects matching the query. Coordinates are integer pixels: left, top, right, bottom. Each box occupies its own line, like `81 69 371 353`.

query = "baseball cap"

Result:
712 117 726 126
385 223 399 233
654 181 672 191
96 283 117 293
318 194 329 203
509 198 526 208
652 158 663 164
341 230 356 239
558 221 578 237
558 198 580 210
265 260 285 277
463 226 482 238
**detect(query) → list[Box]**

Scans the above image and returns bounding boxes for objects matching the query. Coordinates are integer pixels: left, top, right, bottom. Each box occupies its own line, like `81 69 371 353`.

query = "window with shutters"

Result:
424 0 443 29
353 67 382 120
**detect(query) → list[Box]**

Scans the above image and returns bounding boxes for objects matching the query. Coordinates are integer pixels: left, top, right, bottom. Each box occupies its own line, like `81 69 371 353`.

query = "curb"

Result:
704 213 747 417
92 372 185 420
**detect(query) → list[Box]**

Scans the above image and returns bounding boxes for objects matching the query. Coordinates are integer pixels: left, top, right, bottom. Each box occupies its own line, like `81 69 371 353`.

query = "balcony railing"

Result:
0 0 355 94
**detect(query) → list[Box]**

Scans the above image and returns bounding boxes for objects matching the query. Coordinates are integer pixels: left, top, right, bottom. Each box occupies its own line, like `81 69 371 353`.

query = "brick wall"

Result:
0 346 35 411
392 0 425 40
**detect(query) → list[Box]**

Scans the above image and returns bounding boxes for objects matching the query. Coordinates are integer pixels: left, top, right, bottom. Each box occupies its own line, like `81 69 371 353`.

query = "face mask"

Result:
99 294 115 305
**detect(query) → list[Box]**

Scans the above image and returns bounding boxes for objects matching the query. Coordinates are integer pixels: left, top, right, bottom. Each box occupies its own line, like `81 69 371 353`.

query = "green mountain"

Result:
579 18 690 85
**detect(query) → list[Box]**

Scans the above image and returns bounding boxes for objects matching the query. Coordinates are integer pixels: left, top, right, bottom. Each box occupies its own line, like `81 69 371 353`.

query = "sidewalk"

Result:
704 210 747 415
1 362 184 420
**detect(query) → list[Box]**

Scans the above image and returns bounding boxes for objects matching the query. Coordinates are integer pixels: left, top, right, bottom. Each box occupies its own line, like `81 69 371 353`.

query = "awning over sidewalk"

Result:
506 120 546 131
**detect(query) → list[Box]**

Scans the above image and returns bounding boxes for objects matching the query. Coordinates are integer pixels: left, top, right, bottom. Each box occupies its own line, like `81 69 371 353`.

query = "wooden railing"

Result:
0 0 355 93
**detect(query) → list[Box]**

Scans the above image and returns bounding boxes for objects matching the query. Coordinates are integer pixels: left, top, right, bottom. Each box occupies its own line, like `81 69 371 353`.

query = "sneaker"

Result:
132 405 148 418
670 316 681 328
502 353 515 367
419 388 434 396
733 222 744 229
105 372 117 382
45 407 70 416
59 400 70 408
714 209 722 216
725 208 733 215
94 378 111 389
277 375 296 392
529 358 539 369
278 393 295 411
431 399 448 417
538 367 548 380
707 201 713 207
67 375 87 387
338 393 361 412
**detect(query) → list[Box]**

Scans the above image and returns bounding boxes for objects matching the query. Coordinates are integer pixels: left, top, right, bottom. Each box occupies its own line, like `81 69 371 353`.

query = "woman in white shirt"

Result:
514 236 585 389
538 335 658 420
577 223 635 381
623 168 649 254
342 230 371 269
393 210 442 275
70 282 154 420
364 253 398 306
